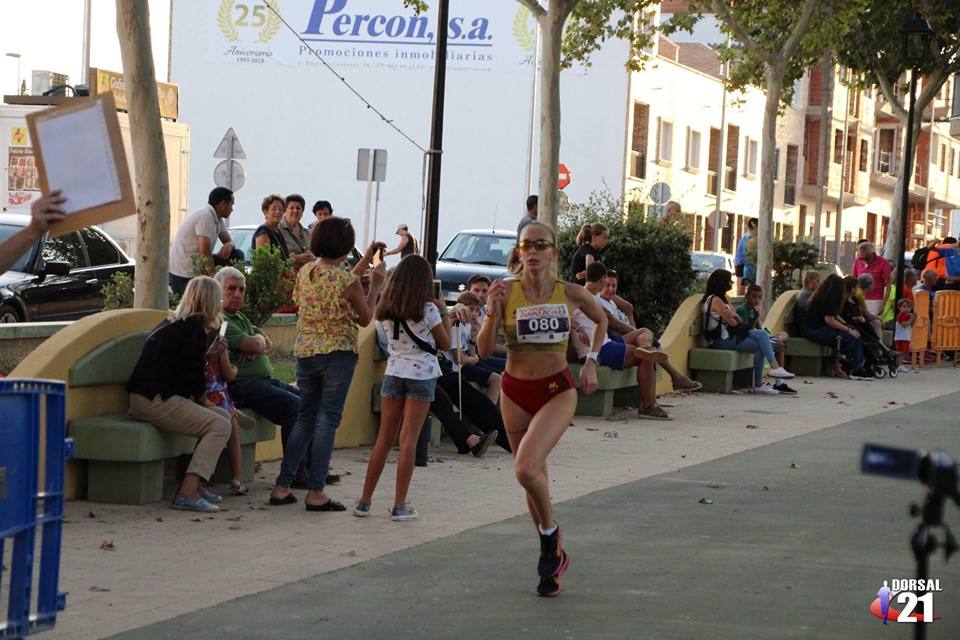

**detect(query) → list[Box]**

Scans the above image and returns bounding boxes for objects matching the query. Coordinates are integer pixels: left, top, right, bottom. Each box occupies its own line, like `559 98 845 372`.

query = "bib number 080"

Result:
527 317 562 332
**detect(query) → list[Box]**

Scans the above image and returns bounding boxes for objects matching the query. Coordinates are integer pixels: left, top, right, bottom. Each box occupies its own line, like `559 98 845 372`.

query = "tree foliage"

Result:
238 245 294 326
771 240 819 299
557 189 696 335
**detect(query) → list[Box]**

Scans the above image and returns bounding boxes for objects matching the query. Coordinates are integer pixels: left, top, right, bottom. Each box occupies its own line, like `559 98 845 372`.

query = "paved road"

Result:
112 393 960 640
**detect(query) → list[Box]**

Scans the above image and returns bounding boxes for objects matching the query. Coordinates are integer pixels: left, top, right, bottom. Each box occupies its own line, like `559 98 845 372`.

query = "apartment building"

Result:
629 9 960 268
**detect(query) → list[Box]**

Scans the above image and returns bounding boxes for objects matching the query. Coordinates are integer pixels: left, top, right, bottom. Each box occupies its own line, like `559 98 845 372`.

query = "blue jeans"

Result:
804 325 865 371
710 329 778 386
276 351 358 491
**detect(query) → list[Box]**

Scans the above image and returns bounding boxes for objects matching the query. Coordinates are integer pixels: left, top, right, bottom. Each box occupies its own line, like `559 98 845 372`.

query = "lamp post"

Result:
5 53 20 95
895 12 933 314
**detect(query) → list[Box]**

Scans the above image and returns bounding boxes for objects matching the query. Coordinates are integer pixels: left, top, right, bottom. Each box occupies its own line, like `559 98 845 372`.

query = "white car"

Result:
690 251 734 279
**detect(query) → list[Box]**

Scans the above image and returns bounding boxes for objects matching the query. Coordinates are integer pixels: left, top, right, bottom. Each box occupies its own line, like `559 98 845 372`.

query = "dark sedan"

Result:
435 229 516 303
0 213 134 322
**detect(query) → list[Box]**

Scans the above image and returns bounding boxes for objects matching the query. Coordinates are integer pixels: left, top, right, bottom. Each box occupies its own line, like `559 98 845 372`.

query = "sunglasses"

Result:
517 239 555 252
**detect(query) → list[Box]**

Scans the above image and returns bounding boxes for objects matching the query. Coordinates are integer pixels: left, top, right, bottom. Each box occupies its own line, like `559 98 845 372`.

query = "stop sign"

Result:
558 163 571 190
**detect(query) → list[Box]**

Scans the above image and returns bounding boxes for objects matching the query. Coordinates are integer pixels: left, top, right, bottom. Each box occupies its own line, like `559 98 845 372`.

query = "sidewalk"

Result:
40 368 960 639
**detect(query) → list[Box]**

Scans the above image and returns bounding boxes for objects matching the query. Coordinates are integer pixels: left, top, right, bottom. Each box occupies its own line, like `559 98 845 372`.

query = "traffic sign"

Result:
357 148 388 182
649 181 671 204
558 163 571 190
214 159 246 191
214 128 246 159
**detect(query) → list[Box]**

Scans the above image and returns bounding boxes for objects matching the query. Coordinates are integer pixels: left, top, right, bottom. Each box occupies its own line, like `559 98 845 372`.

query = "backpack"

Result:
911 246 931 271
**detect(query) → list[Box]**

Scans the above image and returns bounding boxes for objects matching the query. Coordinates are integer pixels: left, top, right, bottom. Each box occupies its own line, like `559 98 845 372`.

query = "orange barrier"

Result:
910 290 930 368
931 290 960 367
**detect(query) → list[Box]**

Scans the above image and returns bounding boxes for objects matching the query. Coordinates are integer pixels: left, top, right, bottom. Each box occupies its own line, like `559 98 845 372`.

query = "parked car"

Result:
0 213 134 322
690 251 734 279
216 224 362 267
435 229 516 303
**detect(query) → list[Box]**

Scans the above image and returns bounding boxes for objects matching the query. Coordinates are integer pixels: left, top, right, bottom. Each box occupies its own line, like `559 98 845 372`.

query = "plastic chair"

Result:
910 290 930 368
0 379 72 639
931 290 960 366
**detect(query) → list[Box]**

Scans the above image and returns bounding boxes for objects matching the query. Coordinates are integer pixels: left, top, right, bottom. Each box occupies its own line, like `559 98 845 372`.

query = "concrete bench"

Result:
66 332 277 504
687 348 754 393
568 363 642 417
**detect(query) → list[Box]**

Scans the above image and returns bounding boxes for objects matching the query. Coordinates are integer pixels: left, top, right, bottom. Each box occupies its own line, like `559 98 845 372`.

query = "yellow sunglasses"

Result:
517 239 555 252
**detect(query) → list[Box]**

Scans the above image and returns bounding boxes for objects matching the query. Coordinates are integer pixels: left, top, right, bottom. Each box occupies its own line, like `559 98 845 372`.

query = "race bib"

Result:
516 304 570 343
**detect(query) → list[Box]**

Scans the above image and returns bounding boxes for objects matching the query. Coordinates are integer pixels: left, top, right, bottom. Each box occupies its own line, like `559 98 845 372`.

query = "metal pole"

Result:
423 0 450 270
524 22 542 198
713 39 729 254
923 103 935 243
814 52 834 250
373 180 381 243
834 84 850 262
897 69 919 312
82 0 92 85
363 153 375 247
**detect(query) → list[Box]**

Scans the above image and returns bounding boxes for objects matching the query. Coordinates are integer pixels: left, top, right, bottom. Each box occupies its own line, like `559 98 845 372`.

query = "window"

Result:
79 228 122 266
826 211 832 228
950 149 956 179
725 125 739 191
859 139 869 172
42 232 87 269
784 145 799 206
630 103 649 179
745 138 759 176
685 128 702 171
876 129 896 174
833 129 843 165
657 118 673 163
940 143 947 172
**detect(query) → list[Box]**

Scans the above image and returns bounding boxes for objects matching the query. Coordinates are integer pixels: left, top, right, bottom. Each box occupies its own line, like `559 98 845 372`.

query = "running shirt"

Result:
502 280 573 353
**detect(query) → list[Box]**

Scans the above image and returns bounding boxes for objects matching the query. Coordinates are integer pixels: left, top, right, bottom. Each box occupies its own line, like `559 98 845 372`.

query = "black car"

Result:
435 229 516 303
0 213 134 322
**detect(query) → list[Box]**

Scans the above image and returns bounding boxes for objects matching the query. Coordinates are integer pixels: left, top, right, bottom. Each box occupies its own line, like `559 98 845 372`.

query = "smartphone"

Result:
433 279 443 300
219 320 229 338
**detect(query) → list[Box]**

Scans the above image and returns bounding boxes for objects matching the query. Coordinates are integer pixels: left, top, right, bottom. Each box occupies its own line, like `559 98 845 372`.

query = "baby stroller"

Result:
837 321 900 378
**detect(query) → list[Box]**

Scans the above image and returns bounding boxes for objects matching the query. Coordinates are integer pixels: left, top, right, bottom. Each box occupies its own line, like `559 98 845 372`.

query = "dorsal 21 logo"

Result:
870 579 943 624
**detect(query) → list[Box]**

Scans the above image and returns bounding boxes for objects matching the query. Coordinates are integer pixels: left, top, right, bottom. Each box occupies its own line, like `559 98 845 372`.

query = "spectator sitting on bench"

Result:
466 275 507 373
736 285 797 395
450 292 502 404
701 269 795 395
588 263 702 393
127 276 232 513
214 267 309 483
793 271 820 337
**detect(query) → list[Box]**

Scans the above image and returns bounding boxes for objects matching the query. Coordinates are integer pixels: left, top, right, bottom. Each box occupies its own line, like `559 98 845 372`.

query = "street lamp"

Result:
5 53 20 95
895 13 933 314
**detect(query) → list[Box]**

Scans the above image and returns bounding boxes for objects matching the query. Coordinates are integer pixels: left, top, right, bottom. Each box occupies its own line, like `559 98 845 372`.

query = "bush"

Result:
771 241 819 298
557 189 695 335
237 245 294 325
102 272 134 310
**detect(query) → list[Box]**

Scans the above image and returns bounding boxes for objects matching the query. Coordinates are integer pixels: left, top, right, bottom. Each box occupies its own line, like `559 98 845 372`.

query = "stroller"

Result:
836 320 900 378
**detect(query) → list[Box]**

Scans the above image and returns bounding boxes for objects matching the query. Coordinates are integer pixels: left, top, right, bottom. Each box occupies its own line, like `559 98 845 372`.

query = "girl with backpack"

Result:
355 255 451 521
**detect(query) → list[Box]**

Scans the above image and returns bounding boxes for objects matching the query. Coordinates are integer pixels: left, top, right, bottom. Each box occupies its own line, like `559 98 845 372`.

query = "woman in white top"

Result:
700 269 794 394
355 255 451 521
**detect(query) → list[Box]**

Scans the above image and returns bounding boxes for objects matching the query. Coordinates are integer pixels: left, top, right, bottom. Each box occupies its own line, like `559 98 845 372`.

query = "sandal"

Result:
230 479 248 496
673 379 703 392
637 404 672 421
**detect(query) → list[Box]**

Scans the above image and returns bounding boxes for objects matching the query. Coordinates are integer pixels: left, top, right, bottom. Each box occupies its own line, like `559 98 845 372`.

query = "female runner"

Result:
477 221 607 597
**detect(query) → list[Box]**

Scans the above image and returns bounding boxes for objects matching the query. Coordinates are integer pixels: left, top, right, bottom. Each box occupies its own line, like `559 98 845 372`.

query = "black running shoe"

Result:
536 551 570 597
538 526 564 578
772 382 798 395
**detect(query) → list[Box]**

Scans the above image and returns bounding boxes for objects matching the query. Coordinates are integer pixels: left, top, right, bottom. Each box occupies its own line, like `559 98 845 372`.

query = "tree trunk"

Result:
117 0 170 310
883 114 922 260
535 1 577 229
756 63 784 309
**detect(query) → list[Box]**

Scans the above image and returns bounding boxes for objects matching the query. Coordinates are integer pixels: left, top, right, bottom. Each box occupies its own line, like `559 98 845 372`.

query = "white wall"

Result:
170 0 629 253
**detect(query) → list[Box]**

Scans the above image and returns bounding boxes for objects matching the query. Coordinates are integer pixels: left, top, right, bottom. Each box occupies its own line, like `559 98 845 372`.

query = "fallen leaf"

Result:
691 435 699 438
698 498 714 505
602 431 618 438
155 517 163 523
790 463 800 469
254 462 263 473
707 481 724 489
99 540 114 551
887 401 897 405
681 454 687 458
762 485 770 491
229 525 242 531
226 515 244 522
191 518 203 522
826 391 838 399
586 427 598 431
802 380 814 384
341 550 359 557
87 511 97 519
89 586 111 592
746 424 758 429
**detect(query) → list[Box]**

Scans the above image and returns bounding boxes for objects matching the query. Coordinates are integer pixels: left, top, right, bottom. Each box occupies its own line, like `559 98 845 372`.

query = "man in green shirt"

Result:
214 267 302 457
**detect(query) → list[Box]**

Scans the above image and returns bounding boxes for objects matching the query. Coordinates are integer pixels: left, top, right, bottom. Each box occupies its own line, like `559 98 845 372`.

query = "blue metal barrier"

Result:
0 379 71 639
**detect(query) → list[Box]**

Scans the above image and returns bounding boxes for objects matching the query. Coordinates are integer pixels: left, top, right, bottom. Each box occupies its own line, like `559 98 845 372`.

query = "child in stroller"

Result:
841 276 900 378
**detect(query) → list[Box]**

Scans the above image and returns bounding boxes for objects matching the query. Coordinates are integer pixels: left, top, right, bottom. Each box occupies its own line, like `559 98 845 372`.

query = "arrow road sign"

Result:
214 128 246 159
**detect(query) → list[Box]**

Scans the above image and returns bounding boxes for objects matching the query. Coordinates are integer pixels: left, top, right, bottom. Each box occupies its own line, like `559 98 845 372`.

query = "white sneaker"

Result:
751 383 780 395
768 367 795 379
